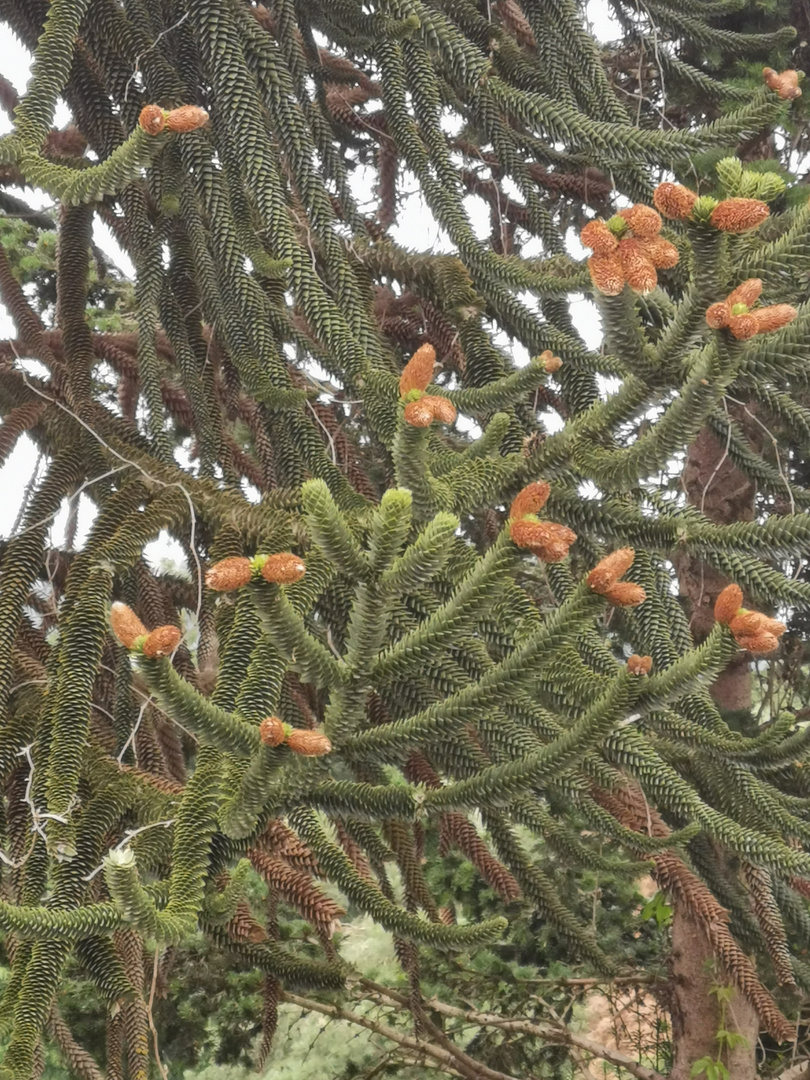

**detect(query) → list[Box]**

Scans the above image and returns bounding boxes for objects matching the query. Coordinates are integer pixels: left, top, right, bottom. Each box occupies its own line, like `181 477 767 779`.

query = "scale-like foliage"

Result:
1 0 810 1076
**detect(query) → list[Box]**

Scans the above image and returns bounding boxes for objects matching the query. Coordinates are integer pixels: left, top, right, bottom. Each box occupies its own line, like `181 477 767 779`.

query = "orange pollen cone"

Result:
110 602 148 649
142 625 182 658
400 343 436 395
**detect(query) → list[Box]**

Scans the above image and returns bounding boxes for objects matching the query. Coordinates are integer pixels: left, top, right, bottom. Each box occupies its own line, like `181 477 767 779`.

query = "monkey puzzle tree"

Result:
1 1 810 1079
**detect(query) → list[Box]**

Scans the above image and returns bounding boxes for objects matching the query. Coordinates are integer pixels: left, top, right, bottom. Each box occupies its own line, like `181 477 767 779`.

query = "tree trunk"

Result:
671 423 760 1077
668 908 760 1080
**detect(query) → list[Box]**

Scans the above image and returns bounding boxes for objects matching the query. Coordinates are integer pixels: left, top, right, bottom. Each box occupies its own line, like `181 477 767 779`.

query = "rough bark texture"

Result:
671 424 759 1077
668 908 760 1080
676 425 756 714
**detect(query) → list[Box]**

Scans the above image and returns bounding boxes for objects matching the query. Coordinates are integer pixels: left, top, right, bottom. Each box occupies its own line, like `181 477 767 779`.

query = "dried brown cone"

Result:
286 729 332 756
404 750 442 789
256 976 281 1070
440 813 521 901
654 850 794 1041
653 182 698 220
742 863 796 987
385 819 439 918
226 899 268 944
580 219 618 255
138 104 166 134
587 253 625 295
377 139 398 230
262 819 320 872
118 764 184 796
592 783 795 1043
115 930 149 1080
400 342 436 395
714 583 743 625
626 654 652 675
709 198 769 233
334 818 374 882
46 1005 105 1080
110 602 147 649
249 849 345 931
164 105 209 133
260 552 306 585
763 67 801 100
603 582 646 608
142 625 182 658
619 203 662 238
206 556 253 591
403 398 435 427
106 1012 125 1080
539 349 562 373
259 716 286 747
438 906 456 925
586 547 635 593
0 400 44 461
510 480 551 519
790 877 810 900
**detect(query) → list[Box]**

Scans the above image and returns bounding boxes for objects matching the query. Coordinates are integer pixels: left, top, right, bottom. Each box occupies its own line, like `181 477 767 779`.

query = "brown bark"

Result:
676 425 756 714
670 424 760 1076
668 909 760 1080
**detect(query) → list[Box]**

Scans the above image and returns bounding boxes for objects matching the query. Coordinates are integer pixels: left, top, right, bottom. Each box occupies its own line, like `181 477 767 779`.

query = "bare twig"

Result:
280 991 522 1080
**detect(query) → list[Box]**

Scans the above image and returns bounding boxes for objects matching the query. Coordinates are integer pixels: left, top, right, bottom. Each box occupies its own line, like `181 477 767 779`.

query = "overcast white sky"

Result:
0 3 617 551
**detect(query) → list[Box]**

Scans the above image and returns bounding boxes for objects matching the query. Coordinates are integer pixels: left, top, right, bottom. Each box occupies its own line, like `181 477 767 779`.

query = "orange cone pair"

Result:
586 548 646 608
259 716 332 756
508 481 577 563
205 553 306 592
110 602 182 657
715 584 786 654
705 279 796 340
399 344 457 428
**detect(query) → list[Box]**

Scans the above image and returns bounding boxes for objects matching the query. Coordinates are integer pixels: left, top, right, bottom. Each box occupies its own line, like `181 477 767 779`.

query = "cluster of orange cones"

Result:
399 344 458 427
714 584 786 654
581 204 678 296
259 716 332 757
705 278 796 340
139 104 210 135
